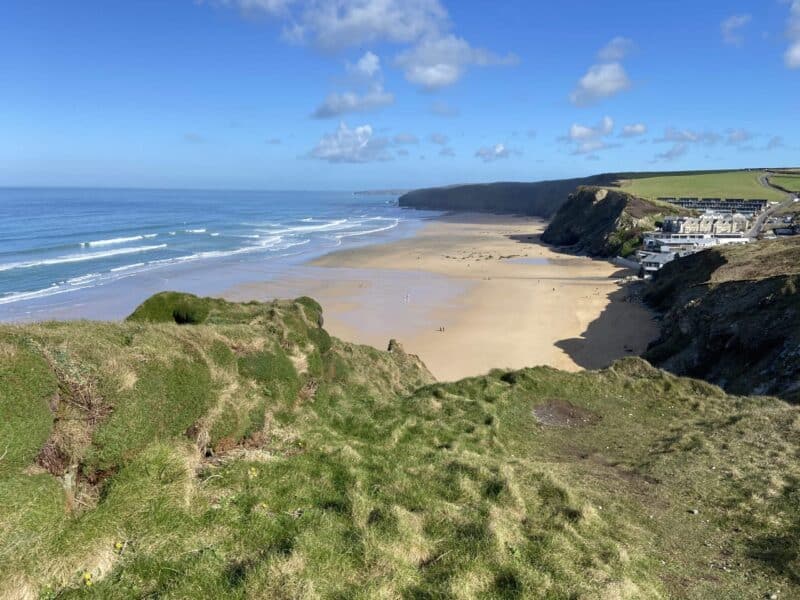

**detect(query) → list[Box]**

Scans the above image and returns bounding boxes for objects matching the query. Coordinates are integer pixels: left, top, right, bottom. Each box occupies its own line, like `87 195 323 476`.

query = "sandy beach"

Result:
225 213 658 381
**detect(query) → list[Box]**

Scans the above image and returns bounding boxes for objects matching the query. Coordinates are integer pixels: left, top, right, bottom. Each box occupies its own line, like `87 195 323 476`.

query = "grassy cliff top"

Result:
615 170 786 201
1 292 799 598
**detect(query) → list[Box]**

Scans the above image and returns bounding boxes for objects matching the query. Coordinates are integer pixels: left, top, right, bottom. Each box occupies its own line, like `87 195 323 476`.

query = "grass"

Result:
769 173 800 193
616 170 786 201
0 293 798 598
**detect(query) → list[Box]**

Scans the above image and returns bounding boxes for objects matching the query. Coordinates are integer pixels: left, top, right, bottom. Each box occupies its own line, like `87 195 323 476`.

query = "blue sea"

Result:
0 188 435 321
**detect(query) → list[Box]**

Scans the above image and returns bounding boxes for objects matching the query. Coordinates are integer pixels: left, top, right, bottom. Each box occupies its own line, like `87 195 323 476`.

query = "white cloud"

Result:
396 34 517 89
429 132 449 145
308 122 390 163
347 51 381 78
439 147 456 157
597 37 635 61
621 123 647 137
564 117 618 155
570 62 631 106
721 14 751 46
282 0 447 49
218 0 515 88
787 41 800 68
475 143 512 162
568 116 614 141
786 1 800 68
312 84 394 118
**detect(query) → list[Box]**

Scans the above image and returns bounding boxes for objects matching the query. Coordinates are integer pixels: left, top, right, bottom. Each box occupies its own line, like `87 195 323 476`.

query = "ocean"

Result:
0 188 436 321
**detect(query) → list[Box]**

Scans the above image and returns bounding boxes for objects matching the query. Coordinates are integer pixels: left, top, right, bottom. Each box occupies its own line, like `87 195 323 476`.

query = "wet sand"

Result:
225 214 658 381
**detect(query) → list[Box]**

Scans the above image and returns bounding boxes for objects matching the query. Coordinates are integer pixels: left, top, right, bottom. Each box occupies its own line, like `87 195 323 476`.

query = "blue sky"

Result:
1 0 798 189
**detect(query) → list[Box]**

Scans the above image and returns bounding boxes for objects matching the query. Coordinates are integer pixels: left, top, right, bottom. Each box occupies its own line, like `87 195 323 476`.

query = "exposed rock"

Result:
541 186 689 258
644 240 800 403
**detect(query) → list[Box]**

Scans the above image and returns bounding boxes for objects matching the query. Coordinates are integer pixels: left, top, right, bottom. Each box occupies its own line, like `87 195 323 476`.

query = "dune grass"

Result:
617 170 786 201
0 293 798 598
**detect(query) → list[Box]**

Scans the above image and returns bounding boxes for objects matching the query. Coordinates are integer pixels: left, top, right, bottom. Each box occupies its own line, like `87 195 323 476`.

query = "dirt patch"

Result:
532 400 600 428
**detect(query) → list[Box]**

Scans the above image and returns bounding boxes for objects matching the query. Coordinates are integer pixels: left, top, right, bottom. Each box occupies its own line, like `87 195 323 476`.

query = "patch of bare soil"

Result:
532 400 600 428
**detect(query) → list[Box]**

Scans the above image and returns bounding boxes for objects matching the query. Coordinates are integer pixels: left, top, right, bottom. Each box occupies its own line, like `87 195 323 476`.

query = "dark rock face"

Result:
644 249 800 402
398 175 616 218
541 187 667 257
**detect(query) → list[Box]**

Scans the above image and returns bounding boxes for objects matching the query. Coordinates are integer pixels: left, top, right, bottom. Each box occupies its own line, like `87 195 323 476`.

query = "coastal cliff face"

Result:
1 292 799 598
541 187 679 257
397 175 615 217
644 240 800 402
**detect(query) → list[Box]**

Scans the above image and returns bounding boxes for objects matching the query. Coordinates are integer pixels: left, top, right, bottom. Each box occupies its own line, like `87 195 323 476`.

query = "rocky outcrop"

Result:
541 187 681 257
644 240 800 402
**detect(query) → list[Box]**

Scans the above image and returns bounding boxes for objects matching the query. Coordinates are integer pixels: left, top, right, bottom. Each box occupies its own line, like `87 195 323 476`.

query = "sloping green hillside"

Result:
541 187 689 257
0 293 798 598
617 170 786 201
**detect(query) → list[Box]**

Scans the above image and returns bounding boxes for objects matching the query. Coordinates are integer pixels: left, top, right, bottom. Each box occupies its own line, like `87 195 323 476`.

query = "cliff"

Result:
643 239 800 401
541 187 684 257
397 175 616 217
0 292 798 598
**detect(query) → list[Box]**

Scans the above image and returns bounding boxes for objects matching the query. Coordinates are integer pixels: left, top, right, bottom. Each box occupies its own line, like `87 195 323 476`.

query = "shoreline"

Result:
224 213 659 381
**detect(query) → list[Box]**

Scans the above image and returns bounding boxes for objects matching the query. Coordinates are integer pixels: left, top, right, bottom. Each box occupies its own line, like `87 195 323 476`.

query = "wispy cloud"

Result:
439 147 456 157
429 132 449 145
656 127 721 145
721 14 751 46
597 37 635 61
767 136 785 150
312 52 394 118
725 128 753 145
475 143 516 162
621 123 647 138
312 85 394 118
655 143 688 161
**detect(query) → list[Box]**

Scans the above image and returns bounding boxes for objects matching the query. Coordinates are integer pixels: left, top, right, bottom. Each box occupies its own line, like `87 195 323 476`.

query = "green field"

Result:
616 170 787 201
1 292 799 598
769 173 800 193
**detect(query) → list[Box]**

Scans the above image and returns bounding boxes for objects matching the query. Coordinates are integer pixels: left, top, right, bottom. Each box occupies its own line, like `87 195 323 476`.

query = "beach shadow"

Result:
555 286 656 370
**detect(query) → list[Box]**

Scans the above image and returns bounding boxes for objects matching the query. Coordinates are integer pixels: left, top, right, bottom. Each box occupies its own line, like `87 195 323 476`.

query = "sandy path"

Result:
225 214 658 381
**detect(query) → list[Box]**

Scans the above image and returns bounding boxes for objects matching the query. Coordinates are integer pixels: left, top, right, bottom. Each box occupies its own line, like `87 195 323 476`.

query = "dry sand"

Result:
225 214 658 381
